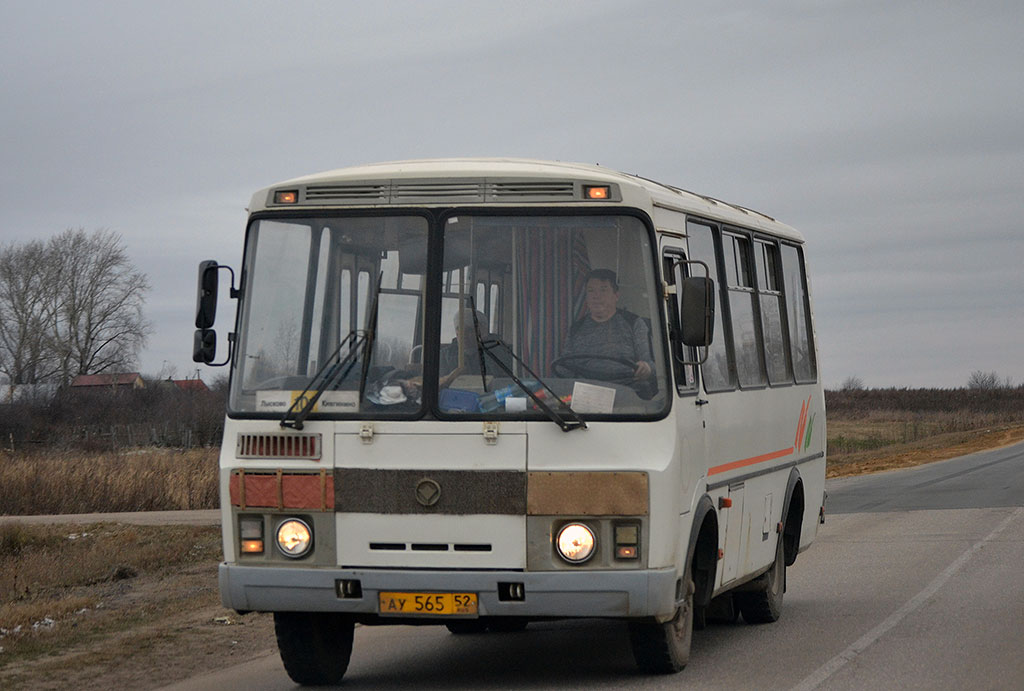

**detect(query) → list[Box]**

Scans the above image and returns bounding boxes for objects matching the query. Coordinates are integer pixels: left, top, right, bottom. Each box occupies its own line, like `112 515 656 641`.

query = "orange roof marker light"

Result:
584 185 610 200
274 190 299 204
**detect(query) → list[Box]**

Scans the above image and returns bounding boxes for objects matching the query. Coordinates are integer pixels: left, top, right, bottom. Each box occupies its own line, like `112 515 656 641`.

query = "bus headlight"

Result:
276 518 312 558
556 523 596 564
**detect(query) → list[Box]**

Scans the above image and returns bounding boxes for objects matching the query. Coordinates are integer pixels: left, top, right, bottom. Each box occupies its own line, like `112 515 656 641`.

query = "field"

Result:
824 387 1024 477
1 387 1023 687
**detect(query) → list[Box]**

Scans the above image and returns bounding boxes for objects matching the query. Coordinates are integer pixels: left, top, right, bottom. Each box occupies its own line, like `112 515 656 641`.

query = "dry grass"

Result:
0 448 219 516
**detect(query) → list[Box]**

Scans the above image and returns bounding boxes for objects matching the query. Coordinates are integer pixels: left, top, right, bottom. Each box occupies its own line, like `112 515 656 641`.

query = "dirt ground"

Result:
0 527 276 691
2 427 1023 690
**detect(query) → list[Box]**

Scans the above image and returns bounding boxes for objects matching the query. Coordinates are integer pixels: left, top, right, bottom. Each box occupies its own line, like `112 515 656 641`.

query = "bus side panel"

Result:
701 384 825 585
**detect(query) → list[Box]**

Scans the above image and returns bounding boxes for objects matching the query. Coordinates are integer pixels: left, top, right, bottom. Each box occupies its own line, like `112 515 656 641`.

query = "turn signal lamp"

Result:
239 517 264 554
274 190 299 204
556 523 596 564
276 518 313 558
584 185 610 200
614 523 640 560
241 539 264 553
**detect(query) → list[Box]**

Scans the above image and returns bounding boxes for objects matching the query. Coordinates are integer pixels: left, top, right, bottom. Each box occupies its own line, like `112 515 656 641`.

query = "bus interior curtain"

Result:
515 228 590 374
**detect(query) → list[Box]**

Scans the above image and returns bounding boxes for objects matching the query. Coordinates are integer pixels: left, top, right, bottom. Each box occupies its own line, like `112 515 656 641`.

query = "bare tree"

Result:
45 229 151 384
0 239 59 385
840 375 865 391
967 370 1004 390
0 229 151 388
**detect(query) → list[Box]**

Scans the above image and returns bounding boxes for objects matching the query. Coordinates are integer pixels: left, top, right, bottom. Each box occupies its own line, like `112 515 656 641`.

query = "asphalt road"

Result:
150 440 1023 689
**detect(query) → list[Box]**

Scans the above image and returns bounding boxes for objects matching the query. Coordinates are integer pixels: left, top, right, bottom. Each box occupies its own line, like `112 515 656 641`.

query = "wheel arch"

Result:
780 468 805 567
685 494 719 609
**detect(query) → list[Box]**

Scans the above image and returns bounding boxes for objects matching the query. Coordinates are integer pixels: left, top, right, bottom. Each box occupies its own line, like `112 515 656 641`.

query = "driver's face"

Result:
585 278 618 322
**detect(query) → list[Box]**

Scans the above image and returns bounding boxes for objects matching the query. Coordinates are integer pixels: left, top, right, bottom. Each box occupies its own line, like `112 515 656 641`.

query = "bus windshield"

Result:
436 214 666 418
229 213 667 419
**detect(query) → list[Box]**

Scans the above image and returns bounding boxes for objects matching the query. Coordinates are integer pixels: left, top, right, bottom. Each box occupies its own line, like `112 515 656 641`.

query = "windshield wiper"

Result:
282 272 384 430
281 330 366 430
475 335 587 433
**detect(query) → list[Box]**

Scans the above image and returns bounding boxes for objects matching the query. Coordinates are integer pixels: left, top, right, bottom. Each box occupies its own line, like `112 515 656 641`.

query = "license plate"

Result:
378 591 478 616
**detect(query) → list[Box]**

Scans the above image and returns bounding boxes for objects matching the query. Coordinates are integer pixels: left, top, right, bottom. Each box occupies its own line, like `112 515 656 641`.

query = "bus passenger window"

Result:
723 232 766 388
755 239 792 384
686 222 732 392
781 244 817 382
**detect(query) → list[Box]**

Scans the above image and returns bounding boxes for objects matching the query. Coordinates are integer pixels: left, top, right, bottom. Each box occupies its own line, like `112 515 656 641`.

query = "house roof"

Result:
171 378 209 392
70 372 143 388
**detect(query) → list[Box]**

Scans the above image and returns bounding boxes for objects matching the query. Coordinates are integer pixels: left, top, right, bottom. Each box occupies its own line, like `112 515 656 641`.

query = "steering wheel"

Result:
550 353 638 383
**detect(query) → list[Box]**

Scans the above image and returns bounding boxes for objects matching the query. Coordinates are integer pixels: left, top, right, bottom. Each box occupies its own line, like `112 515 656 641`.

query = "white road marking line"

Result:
792 506 1024 691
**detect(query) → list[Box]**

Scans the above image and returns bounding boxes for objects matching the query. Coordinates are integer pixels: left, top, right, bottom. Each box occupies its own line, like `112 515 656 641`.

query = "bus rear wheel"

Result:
274 612 354 686
737 535 785 624
629 578 694 674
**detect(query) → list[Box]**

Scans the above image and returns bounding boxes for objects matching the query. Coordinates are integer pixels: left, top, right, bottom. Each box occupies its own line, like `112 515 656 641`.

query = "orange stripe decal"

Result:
795 399 807 449
708 446 794 476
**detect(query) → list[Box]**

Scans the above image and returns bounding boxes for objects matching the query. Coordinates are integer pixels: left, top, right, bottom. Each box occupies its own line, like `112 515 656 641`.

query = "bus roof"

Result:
249 158 803 242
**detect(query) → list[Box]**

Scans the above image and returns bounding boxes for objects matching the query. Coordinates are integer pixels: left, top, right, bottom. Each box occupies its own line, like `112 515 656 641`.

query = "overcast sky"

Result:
2 0 1021 389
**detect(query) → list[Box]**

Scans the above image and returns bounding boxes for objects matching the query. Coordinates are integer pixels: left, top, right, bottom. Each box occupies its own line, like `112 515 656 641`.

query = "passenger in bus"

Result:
438 308 508 388
371 310 505 404
563 268 654 392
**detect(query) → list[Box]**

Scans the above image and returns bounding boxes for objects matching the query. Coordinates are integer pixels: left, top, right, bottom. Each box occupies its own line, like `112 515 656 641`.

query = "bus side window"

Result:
662 252 698 394
754 238 792 384
686 221 733 392
780 243 817 382
723 231 767 388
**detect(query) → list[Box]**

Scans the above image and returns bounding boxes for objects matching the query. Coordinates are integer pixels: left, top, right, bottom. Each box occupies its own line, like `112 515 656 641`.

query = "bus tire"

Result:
629 578 694 674
274 612 354 686
737 535 785 624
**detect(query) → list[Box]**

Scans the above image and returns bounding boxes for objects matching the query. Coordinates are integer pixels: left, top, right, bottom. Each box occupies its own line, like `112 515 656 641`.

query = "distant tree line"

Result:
837 371 1018 392
0 228 150 388
0 376 227 452
826 385 1024 419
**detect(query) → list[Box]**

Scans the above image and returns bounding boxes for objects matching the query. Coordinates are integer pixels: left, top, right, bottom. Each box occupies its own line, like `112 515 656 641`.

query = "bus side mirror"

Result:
193 328 217 364
680 276 715 347
195 260 219 329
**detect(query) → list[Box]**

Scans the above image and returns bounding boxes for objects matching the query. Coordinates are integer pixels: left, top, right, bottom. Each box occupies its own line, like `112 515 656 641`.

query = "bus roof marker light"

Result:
274 190 298 204
584 185 610 200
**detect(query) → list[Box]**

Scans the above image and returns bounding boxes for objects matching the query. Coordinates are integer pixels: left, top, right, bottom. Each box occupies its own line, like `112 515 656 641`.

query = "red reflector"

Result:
719 497 733 509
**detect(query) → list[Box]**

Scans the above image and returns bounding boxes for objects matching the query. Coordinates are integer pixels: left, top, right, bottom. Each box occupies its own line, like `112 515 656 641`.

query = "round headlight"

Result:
276 518 312 558
556 523 596 563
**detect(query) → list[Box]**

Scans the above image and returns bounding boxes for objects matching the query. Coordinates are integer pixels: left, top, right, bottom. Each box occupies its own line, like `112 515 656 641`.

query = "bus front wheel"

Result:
274 612 354 685
737 535 785 624
629 578 694 674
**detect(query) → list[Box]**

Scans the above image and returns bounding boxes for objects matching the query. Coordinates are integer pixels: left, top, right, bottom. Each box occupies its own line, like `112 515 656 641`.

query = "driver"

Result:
563 268 654 384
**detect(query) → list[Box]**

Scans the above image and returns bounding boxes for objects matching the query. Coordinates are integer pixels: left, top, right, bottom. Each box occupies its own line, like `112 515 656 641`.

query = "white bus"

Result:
195 159 825 684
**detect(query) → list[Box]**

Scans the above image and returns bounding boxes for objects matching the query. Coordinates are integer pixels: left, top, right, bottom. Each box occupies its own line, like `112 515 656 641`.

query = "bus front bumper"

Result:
219 563 679 620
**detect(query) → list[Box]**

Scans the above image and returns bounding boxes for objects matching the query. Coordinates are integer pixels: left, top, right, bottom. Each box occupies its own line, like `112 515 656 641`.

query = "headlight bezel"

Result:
555 522 597 564
275 517 313 559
